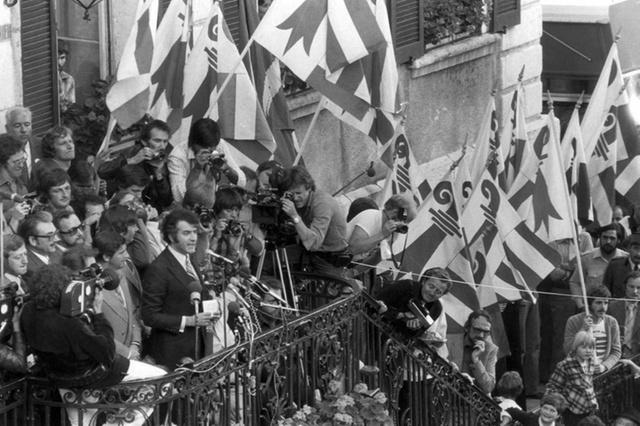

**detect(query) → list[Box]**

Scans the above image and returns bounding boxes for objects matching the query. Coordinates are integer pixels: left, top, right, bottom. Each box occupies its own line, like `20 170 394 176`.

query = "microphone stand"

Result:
193 298 201 361
332 162 375 196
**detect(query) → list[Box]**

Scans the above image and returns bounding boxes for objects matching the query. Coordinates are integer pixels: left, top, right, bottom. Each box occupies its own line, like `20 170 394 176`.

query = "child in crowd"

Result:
495 371 523 425
506 392 567 426
546 330 599 426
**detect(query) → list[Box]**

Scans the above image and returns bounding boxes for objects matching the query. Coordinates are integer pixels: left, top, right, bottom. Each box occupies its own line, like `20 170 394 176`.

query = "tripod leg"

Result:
256 250 267 279
280 249 298 311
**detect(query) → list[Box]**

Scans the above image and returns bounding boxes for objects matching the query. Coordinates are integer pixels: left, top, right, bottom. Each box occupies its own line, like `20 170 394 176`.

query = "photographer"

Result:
279 166 351 278
0 134 31 227
98 119 173 207
168 118 245 203
210 187 250 269
21 264 165 425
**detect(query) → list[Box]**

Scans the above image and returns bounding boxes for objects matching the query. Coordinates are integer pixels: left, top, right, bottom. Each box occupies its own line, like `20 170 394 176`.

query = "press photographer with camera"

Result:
168 118 245 203
279 166 352 278
210 187 250 269
0 134 31 226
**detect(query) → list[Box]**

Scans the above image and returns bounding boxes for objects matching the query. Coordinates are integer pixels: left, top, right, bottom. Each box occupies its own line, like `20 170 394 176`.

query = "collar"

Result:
4 273 25 294
539 420 555 426
30 249 49 265
167 245 191 271
0 167 17 188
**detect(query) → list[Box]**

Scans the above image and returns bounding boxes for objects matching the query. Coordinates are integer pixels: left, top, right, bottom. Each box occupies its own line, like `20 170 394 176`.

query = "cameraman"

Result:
210 187 250 269
168 118 244 203
98 119 173 205
280 166 351 278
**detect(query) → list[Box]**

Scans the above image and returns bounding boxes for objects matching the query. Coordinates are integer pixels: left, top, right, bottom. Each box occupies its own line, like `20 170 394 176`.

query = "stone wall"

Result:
0 4 22 130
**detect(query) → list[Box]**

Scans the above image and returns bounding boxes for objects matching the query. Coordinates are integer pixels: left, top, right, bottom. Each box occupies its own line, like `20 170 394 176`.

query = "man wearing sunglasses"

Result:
16 211 61 282
53 211 90 253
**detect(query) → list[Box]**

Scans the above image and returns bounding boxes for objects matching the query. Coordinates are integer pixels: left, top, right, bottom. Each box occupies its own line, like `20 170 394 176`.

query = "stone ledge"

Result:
410 33 501 78
286 90 322 121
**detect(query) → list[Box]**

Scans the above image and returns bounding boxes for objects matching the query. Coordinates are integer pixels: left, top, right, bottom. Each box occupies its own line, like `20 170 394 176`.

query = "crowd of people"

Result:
0 104 639 425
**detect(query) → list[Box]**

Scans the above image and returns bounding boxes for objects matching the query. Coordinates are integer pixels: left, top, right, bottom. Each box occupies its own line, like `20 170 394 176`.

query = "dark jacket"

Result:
21 302 129 388
603 256 635 299
142 248 208 370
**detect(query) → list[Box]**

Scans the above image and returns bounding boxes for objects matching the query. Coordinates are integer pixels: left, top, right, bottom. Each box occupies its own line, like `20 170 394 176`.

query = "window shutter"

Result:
491 0 521 33
389 0 425 64
20 0 58 136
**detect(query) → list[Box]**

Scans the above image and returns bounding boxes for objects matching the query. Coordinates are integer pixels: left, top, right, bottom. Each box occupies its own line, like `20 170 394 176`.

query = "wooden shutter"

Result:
491 0 521 33
389 0 425 64
20 0 58 136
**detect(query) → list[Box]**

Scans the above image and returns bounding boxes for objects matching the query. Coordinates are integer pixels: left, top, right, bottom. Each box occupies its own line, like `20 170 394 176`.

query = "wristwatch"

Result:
292 215 300 224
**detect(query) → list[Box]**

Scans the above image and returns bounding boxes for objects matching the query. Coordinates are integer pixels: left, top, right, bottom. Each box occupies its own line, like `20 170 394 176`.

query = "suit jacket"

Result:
24 248 61 286
142 248 207 370
102 273 143 359
608 299 640 357
564 312 621 370
603 256 635 299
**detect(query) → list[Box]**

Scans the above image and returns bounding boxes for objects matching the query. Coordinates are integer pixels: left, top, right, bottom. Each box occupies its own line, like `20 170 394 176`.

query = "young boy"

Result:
495 371 523 425
546 330 599 425
506 392 567 426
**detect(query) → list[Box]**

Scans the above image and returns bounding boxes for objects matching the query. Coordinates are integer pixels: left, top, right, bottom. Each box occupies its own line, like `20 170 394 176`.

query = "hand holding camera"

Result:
128 147 154 165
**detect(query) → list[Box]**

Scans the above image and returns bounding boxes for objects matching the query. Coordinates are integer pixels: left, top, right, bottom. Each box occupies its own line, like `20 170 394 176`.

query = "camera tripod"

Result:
255 241 298 310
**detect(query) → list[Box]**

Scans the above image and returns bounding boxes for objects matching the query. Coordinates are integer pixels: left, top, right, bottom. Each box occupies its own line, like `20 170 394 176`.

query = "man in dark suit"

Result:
142 208 213 370
5 106 42 185
17 211 61 282
609 271 640 358
603 233 640 298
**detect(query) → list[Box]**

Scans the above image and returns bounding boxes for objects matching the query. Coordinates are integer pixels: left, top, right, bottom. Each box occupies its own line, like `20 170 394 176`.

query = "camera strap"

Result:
389 233 408 272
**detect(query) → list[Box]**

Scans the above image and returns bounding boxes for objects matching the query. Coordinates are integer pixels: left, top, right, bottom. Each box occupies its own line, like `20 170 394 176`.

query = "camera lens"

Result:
395 224 409 234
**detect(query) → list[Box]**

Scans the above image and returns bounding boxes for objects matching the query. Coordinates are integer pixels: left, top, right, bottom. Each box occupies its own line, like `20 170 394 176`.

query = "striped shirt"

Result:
592 320 607 363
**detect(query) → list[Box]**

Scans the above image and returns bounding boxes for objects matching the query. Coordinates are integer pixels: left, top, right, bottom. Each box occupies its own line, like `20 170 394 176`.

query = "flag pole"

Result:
210 30 257 109
547 91 590 316
293 98 325 165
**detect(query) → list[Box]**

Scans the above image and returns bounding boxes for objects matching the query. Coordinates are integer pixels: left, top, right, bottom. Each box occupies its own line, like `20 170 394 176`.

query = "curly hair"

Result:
282 165 315 191
161 208 199 244
213 187 243 216
188 118 220 150
41 126 73 159
31 264 73 310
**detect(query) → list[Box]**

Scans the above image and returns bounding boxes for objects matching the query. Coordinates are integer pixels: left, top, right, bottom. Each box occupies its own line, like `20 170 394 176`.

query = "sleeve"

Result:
127 229 151 272
167 150 188 203
141 264 182 333
469 345 497 394
602 317 621 370
299 196 334 251
80 313 117 367
545 362 566 395
506 407 536 423
602 262 614 294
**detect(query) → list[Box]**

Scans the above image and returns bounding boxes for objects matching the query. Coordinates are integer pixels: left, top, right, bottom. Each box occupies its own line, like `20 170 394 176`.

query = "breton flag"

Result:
391 177 478 330
237 0 300 166
560 101 593 225
581 44 625 225
468 95 506 190
101 0 157 155
502 75 530 193
253 0 401 147
509 113 574 242
148 0 189 134
378 125 427 207
181 3 275 169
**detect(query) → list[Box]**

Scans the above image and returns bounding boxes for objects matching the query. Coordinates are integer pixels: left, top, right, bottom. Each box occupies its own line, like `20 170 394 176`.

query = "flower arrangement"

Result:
278 381 393 426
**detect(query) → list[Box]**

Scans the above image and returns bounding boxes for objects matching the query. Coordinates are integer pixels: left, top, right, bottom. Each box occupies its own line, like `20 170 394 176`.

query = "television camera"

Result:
59 264 119 319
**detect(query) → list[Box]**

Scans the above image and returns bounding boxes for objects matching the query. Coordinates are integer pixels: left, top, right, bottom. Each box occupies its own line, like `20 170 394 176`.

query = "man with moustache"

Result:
30 126 75 191
570 224 627 309
4 107 41 182
564 286 621 373
17 211 61 280
608 271 640 358
3 235 29 295
604 233 640 299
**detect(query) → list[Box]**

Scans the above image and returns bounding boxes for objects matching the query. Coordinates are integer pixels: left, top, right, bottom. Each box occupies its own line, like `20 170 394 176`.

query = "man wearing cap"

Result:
609 271 640 358
603 233 640 299
570 224 627 309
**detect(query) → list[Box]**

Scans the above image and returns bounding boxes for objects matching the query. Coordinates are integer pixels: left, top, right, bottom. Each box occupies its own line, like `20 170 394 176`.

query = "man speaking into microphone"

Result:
142 208 214 370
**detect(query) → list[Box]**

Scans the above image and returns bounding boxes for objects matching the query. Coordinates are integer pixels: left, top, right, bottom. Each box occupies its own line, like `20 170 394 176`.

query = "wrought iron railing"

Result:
1 274 504 425
594 355 640 424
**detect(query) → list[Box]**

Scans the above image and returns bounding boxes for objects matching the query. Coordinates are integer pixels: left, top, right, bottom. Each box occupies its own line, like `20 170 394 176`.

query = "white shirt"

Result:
4 272 25 295
30 250 49 265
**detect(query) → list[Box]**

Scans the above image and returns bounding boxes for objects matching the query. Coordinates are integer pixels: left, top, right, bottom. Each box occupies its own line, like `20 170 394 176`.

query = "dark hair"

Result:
58 47 69 55
256 160 282 175
110 189 136 207
540 392 566 412
183 186 215 209
213 187 243 215
161 208 199 244
99 205 137 235
240 166 257 183
575 414 605 426
37 169 70 198
71 193 106 221
31 264 73 310
116 165 151 190
52 209 75 230
624 270 640 286
94 230 126 258
3 234 25 257
140 119 170 142
464 310 492 331
282 166 315 191
347 197 378 222
598 223 623 241
0 134 25 165
496 371 523 399
586 285 611 306
188 118 220 150
61 246 97 272
419 267 452 295
41 126 73 159
17 211 53 243
67 159 95 186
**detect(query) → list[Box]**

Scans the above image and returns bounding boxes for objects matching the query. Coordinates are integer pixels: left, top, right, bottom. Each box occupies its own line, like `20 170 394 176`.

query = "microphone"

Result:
237 268 288 305
97 267 121 291
366 161 376 177
187 281 202 305
207 250 235 265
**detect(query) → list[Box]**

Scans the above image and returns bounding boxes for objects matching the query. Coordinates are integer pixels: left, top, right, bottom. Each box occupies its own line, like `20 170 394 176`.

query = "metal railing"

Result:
1 273 503 425
594 354 640 424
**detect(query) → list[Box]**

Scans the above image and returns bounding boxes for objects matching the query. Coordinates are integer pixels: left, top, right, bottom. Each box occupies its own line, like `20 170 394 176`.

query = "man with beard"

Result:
608 271 640 358
570 224 627 309
604 233 640 299
564 286 621 373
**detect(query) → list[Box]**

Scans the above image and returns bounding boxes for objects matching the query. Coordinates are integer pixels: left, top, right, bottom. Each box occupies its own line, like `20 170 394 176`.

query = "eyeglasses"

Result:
59 225 82 235
471 327 491 335
33 233 57 240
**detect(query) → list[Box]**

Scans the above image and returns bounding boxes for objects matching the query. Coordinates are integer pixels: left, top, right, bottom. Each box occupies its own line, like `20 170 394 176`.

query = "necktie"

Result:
185 257 198 281
625 303 637 345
